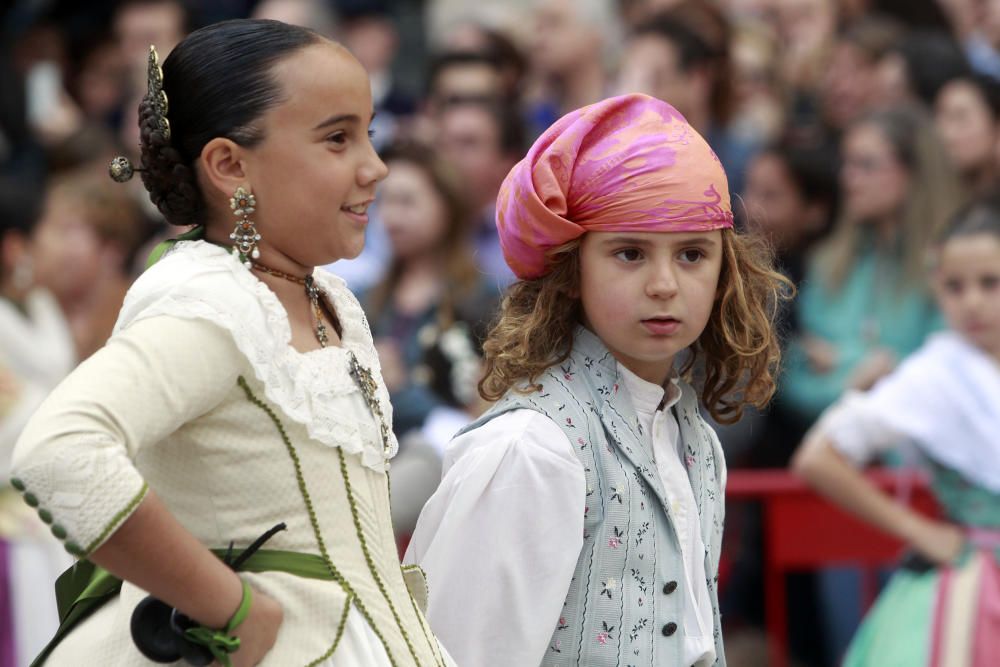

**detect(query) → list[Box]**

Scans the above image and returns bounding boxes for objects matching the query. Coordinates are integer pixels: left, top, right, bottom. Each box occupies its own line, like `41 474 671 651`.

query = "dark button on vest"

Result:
662 622 678 637
663 580 678 595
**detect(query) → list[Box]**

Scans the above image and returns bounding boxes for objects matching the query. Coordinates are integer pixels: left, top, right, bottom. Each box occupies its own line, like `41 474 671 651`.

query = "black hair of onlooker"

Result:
475 27 528 97
0 178 42 238
426 50 502 99
333 0 391 21
894 30 971 107
633 14 715 72
0 176 43 275
772 140 840 219
631 10 734 123
946 72 1000 119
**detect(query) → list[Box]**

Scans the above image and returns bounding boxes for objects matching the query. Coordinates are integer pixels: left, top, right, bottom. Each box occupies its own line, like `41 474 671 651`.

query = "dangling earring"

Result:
229 186 261 268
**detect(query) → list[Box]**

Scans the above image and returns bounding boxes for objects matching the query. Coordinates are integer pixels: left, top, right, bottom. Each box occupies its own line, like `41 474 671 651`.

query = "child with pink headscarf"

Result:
405 93 789 667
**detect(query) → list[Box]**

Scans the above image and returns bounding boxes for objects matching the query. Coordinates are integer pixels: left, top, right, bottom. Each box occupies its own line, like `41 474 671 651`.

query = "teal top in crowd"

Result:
780 242 943 423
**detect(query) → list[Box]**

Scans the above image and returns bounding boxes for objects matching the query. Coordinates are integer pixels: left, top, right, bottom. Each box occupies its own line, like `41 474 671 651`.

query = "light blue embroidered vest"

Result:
459 327 726 666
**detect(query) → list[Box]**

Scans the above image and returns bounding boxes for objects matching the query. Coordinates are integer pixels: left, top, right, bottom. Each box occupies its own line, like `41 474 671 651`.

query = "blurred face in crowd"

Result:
115 0 186 68
431 63 503 108
380 160 450 261
840 122 909 224
340 16 397 75
985 0 1000 49
437 104 510 211
532 0 601 75
822 42 878 130
32 191 107 304
934 232 1000 359
744 152 822 252
74 40 127 119
770 0 836 54
936 80 998 177
617 35 695 119
873 52 913 110
732 30 776 107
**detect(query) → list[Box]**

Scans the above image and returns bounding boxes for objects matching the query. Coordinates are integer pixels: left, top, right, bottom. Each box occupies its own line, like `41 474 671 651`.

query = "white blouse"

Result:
813 331 1000 492
406 365 716 667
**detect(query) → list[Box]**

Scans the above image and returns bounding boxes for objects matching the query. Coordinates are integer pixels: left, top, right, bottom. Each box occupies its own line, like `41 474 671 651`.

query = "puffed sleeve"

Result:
10 315 244 558
810 387 913 466
404 409 586 667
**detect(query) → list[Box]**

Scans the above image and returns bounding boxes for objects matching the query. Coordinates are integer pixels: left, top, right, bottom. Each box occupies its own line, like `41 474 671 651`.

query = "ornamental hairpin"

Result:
108 44 169 183
146 44 170 141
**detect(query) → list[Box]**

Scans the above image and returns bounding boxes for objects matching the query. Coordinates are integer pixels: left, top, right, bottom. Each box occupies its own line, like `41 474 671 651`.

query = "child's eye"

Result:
943 278 963 294
981 274 1000 291
614 248 643 262
368 128 376 139
326 131 347 146
678 248 705 263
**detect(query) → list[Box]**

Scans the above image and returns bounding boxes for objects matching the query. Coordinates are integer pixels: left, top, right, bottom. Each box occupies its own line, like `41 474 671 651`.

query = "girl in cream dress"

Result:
11 19 452 667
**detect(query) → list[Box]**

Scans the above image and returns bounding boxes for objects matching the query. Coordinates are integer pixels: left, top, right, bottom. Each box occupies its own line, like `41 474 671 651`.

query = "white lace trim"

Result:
115 241 398 471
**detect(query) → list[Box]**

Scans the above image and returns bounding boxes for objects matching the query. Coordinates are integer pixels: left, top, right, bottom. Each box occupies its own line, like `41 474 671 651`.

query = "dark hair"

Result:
426 50 502 98
0 177 43 275
476 27 528 98
938 192 1000 244
891 30 970 107
139 19 322 226
942 73 1000 119
839 14 904 62
768 140 840 212
633 8 733 122
635 15 713 72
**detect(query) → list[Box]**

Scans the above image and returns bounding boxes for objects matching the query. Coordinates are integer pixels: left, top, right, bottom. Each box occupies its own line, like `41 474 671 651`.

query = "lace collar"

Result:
115 240 398 470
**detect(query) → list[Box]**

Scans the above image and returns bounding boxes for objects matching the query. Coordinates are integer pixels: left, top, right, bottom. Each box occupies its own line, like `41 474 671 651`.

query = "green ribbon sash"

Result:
33 549 332 667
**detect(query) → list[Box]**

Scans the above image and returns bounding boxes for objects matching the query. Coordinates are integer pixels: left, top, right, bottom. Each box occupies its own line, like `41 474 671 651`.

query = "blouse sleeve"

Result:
10 315 244 558
403 409 586 667
811 390 908 465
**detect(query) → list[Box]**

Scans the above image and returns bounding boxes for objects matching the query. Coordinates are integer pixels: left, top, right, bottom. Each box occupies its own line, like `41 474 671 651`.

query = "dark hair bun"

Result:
138 94 202 226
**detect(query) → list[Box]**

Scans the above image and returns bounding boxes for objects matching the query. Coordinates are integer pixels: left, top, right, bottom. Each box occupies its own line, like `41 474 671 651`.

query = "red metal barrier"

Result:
724 469 939 667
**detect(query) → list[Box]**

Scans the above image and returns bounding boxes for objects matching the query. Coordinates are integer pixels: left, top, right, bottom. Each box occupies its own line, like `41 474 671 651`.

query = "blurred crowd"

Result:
2 0 999 665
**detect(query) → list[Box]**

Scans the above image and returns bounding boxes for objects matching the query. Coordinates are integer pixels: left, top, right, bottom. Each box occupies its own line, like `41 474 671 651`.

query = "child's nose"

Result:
645 263 679 298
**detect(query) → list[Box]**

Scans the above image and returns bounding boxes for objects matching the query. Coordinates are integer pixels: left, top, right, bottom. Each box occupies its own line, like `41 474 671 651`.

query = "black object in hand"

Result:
130 522 287 664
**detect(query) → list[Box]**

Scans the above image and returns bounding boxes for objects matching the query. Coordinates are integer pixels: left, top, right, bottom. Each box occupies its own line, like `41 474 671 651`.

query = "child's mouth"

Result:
641 317 681 335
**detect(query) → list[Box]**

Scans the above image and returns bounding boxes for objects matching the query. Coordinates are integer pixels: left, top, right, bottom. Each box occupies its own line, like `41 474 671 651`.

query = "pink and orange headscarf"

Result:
496 93 733 279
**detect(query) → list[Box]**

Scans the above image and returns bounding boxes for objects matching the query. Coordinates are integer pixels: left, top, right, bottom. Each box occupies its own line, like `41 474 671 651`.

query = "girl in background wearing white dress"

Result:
794 195 1000 665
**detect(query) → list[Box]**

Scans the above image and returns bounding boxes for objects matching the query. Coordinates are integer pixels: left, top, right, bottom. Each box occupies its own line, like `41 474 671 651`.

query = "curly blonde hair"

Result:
478 228 792 424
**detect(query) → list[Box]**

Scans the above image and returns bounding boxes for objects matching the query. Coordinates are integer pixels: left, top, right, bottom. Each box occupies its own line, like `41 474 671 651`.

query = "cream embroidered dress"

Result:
10 241 452 666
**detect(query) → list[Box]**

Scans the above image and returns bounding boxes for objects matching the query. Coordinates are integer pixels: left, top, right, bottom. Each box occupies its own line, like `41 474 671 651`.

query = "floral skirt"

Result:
844 548 1000 666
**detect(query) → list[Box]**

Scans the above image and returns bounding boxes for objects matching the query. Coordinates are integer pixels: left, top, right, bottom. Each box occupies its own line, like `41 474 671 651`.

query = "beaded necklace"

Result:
251 262 330 347
251 261 393 458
